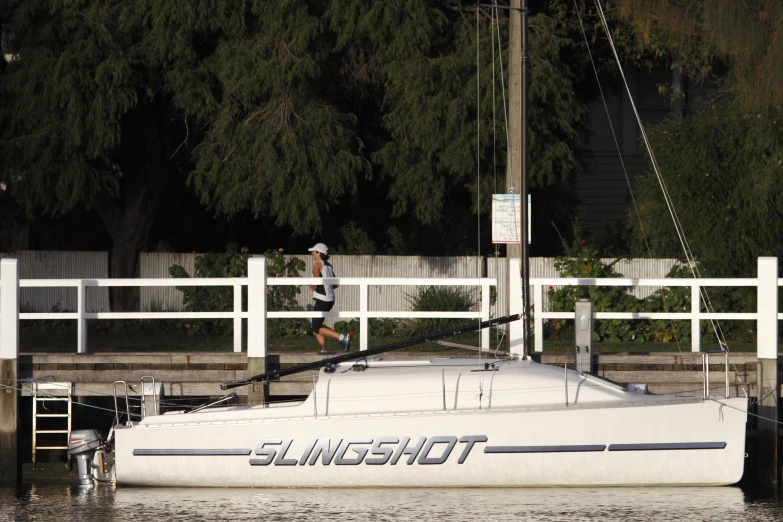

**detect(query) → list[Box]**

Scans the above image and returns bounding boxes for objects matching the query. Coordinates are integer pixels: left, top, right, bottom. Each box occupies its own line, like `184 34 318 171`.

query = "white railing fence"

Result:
0 257 779 358
1 258 497 356
530 256 780 355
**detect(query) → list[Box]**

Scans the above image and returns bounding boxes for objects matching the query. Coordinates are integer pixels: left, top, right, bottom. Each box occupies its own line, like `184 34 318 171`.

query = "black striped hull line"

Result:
484 442 726 454
132 442 727 457
133 449 252 456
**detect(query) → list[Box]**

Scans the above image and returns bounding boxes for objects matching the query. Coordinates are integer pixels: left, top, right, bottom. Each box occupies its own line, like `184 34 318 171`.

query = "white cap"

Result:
308 242 328 254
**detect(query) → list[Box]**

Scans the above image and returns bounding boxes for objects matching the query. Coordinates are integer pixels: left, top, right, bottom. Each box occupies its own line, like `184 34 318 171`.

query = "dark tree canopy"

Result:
626 103 783 277
612 0 783 111
1 0 604 272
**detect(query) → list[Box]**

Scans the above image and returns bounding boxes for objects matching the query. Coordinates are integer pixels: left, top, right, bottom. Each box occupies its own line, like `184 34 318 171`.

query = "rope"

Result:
708 398 783 427
571 0 687 363
476 3 484 374
591 0 748 397
0 382 140 418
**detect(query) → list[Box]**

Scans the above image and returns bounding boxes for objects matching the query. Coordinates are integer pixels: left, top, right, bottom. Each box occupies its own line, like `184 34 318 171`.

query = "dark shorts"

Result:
312 299 334 333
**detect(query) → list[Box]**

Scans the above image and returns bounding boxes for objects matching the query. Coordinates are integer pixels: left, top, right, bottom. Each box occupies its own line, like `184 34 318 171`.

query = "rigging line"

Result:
592 1 739 374
0 383 140 418
571 0 686 360
707 398 783 427
491 1 497 199
477 4 484 369
12 379 206 410
494 3 512 172
591 0 746 395
592 1 720 325
491 0 500 270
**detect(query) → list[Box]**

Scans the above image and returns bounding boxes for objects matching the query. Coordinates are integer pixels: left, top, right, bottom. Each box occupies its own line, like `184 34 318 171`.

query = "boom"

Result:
220 313 522 390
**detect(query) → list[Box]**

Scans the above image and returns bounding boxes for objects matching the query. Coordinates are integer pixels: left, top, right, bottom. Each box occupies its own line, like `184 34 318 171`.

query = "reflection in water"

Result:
1 484 780 521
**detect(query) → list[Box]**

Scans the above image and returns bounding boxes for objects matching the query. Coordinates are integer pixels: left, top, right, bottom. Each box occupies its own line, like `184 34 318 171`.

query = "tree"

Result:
606 1 783 274
626 103 783 277
612 0 783 111
0 0 188 309
1 0 605 282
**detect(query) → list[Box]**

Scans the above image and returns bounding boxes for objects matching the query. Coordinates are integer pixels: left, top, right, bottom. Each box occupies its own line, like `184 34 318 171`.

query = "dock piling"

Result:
755 257 779 487
247 258 267 405
0 259 20 485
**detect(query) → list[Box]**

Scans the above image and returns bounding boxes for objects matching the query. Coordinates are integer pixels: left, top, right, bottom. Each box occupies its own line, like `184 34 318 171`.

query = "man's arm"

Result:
310 262 322 290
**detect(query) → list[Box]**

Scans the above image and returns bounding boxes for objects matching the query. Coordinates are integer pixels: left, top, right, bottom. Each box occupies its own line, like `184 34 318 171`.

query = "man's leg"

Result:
313 332 327 353
318 327 341 340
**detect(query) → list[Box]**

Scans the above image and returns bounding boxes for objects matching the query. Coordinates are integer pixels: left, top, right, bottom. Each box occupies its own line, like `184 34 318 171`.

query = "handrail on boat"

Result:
140 375 158 417
702 350 730 399
112 381 131 427
184 393 244 414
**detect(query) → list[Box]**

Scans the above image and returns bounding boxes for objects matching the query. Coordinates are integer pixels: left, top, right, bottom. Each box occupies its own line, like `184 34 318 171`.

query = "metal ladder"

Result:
32 382 73 470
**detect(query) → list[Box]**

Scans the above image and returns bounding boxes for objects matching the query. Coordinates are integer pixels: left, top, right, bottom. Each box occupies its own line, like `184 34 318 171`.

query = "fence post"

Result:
77 280 87 354
481 282 490 350
691 283 701 352
360 283 368 351
534 283 543 353
247 258 267 405
233 282 242 353
756 256 779 486
508 258 524 356
0 259 20 485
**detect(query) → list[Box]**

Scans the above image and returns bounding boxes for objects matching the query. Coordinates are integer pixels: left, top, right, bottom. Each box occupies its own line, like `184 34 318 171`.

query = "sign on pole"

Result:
492 194 531 244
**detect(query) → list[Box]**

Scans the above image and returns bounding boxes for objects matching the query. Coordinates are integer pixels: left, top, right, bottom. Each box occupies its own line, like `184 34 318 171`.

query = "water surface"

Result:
2 484 782 521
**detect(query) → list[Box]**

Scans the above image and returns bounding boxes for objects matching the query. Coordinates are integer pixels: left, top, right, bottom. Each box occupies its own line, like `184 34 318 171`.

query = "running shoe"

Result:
340 332 353 352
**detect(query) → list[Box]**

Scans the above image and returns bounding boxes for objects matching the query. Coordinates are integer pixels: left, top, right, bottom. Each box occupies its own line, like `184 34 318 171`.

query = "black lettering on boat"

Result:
335 438 373 465
308 438 343 465
248 436 489 467
457 436 488 464
418 436 458 465
274 439 298 466
390 436 426 465
298 439 318 466
250 439 283 466
365 437 399 465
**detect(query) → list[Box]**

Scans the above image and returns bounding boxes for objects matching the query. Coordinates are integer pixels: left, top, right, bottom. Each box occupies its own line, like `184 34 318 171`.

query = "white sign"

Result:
492 194 531 244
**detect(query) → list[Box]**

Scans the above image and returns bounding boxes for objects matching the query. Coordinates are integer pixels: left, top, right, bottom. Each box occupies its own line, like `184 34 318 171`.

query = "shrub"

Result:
170 244 308 337
396 286 477 338
546 246 696 344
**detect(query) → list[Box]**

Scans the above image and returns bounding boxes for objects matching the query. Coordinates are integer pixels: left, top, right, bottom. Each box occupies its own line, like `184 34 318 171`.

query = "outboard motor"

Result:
68 430 105 486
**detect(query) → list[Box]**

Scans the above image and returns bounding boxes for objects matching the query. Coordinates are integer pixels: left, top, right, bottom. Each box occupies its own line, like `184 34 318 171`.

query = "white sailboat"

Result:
68 1 749 487
101 356 745 487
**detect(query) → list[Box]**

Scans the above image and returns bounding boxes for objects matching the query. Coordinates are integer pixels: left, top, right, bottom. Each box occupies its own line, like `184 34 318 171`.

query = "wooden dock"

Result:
19 351 762 399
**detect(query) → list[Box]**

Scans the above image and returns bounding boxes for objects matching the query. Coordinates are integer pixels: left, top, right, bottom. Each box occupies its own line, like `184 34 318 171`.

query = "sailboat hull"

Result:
114 397 747 487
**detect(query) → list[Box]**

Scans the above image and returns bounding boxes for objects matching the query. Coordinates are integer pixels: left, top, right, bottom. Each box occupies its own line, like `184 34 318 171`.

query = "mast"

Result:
507 0 531 356
520 0 531 356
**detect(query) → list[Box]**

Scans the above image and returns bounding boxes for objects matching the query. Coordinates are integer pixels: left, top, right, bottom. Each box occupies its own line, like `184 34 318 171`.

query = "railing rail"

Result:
13 268 497 355
0 257 780 359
